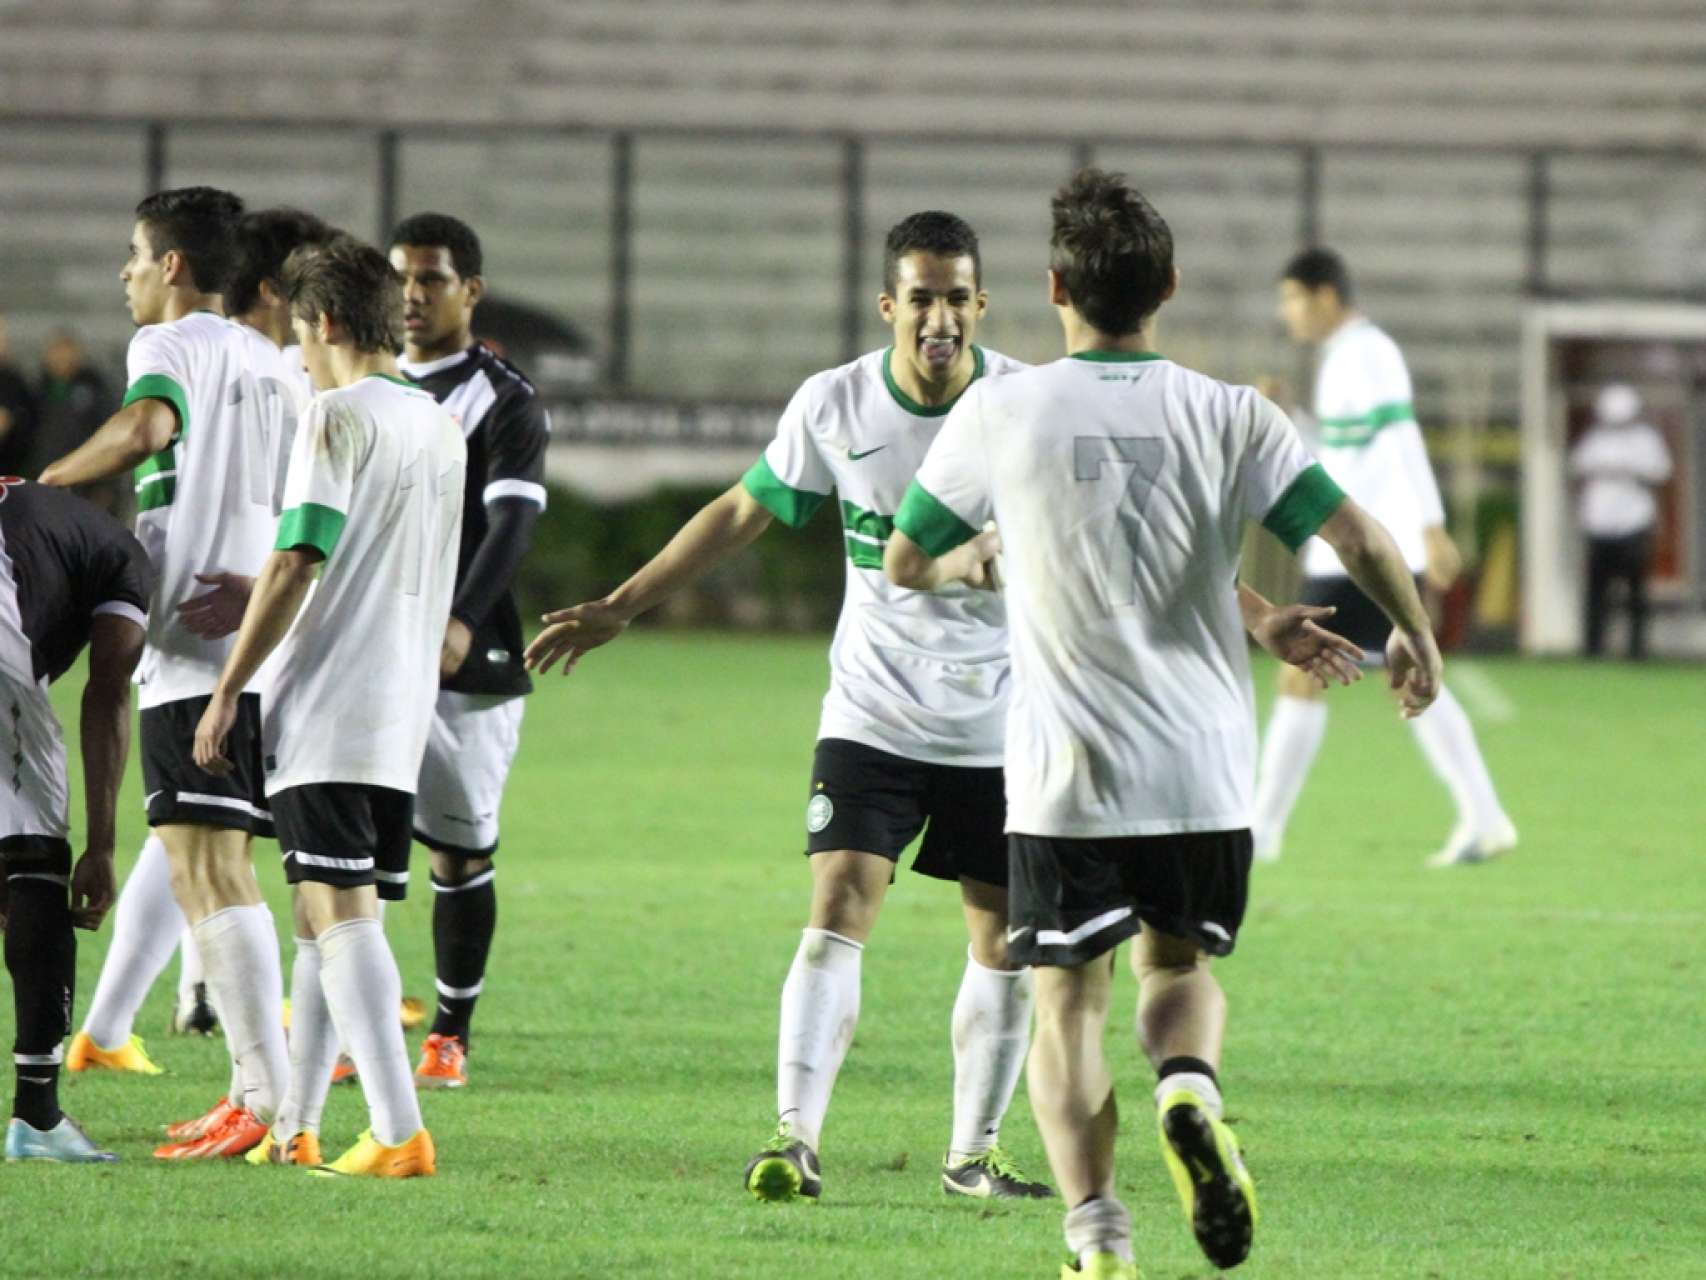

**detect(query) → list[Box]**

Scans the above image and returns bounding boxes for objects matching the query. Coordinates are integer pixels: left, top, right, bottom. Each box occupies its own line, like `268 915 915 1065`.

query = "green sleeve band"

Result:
275 503 347 558
1262 464 1346 552
122 373 190 442
894 481 978 558
741 455 829 529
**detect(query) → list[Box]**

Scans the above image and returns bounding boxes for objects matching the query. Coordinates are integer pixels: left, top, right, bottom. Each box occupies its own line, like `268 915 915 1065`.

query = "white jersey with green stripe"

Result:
742 345 1026 766
262 375 466 794
897 352 1345 837
123 311 305 710
1301 316 1444 578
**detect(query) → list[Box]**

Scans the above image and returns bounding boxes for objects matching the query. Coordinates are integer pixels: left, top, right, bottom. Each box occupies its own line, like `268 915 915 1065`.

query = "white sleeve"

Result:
895 388 991 555
1243 394 1347 551
121 326 192 440
274 394 363 559
740 379 834 528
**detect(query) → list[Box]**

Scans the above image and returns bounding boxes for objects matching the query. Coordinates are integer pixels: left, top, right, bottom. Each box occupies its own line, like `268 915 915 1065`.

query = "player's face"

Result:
881 253 986 385
1278 279 1339 344
121 221 170 326
391 244 480 352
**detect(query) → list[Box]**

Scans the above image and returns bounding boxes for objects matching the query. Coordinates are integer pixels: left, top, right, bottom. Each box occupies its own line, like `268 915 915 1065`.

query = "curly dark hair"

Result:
389 211 483 280
1049 169 1174 337
134 186 245 293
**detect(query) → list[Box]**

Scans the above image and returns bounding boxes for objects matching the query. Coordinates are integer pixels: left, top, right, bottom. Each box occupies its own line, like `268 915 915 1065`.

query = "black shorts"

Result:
1006 829 1253 968
804 737 1008 887
0 834 72 882
271 783 414 902
1299 575 1422 661
141 693 273 836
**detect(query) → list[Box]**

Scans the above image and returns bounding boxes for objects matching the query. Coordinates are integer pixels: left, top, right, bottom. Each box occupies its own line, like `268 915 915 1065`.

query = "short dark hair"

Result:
225 208 335 316
1281 247 1353 302
134 186 245 294
882 211 981 295
388 211 482 280
1048 168 1174 337
283 237 405 355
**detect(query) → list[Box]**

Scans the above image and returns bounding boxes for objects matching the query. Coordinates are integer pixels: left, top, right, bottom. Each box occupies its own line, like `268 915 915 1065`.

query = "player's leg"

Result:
68 833 176 1073
295 786 433 1178
1625 533 1652 660
1411 685 1517 867
250 892 335 1168
1584 536 1612 657
413 692 520 1087
173 924 218 1035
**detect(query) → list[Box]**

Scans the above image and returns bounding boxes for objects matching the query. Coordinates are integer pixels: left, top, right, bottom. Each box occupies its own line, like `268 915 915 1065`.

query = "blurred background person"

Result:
0 315 40 479
1571 383 1671 660
34 329 123 516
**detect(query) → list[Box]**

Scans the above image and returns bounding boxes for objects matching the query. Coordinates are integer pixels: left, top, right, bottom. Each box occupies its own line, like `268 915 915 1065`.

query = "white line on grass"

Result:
1449 661 1518 723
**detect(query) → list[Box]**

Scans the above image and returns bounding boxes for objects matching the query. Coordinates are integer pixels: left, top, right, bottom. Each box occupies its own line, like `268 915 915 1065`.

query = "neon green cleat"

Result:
1157 1089 1257 1269
1060 1253 1140 1279
65 1031 163 1076
742 1123 821 1202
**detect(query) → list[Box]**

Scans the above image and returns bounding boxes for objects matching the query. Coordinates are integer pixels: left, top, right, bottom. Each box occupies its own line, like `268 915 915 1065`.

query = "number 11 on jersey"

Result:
1074 436 1165 609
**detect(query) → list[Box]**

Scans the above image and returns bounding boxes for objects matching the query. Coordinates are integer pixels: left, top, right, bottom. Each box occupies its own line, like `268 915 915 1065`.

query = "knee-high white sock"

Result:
192 904 287 1123
776 928 862 1152
1409 685 1507 833
948 950 1034 1160
176 925 204 1006
1252 696 1328 858
82 836 182 1048
272 937 338 1138
317 918 421 1146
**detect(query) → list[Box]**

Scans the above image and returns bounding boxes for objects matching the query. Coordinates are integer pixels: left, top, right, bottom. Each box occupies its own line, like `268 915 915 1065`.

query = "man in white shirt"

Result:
885 169 1441 1280
1252 248 1516 869
1571 383 1672 659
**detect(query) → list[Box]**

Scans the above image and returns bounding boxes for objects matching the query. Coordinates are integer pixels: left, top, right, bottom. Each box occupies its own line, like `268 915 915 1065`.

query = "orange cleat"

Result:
65 1031 163 1076
246 1129 323 1167
331 1054 358 1085
400 997 428 1032
414 1033 467 1089
154 1104 267 1160
311 1128 436 1179
164 1096 237 1142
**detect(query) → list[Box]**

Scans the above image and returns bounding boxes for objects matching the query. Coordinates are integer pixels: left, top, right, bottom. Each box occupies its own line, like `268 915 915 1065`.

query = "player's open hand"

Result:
1253 604 1365 688
70 849 116 930
192 692 239 775
177 572 254 639
525 598 632 676
1386 628 1443 718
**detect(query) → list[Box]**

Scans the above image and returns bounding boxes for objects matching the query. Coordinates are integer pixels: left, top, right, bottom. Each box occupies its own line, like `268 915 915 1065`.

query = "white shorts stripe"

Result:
433 869 495 894
1036 906 1135 949
287 850 376 872
435 978 484 999
14 1049 64 1066
178 791 271 821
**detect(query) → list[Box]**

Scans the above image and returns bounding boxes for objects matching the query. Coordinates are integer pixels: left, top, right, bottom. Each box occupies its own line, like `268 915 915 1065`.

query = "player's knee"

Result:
809 866 885 938
431 850 491 884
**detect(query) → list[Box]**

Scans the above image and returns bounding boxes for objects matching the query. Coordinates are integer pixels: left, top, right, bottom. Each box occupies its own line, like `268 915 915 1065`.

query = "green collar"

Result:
1069 350 1165 364
365 372 416 388
882 345 986 417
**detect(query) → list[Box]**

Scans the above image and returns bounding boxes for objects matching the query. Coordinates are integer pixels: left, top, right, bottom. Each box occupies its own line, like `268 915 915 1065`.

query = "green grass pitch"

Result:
3 633 1702 1278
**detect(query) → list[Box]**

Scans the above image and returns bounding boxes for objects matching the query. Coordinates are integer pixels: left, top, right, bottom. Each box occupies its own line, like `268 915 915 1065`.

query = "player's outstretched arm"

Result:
1236 582 1364 689
1315 498 1443 717
525 481 775 676
193 548 319 773
72 613 146 929
883 526 1001 593
39 399 177 489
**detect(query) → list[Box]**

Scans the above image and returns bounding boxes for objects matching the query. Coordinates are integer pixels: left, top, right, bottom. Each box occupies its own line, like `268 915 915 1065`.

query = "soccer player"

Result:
1 480 149 1163
72 206 334 1058
1252 248 1517 868
527 212 1058 1201
387 213 549 1089
885 170 1442 1279
41 188 296 1158
194 237 464 1176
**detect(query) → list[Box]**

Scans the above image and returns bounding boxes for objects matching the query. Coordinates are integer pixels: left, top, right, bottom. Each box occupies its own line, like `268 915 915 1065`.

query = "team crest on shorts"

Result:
806 793 834 834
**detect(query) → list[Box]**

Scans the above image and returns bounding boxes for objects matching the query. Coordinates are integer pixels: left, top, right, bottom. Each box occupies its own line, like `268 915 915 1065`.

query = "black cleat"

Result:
743 1125 822 1202
942 1147 1055 1199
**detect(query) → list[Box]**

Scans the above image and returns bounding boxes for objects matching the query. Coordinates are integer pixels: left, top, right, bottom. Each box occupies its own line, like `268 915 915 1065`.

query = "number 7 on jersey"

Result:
1074 436 1165 608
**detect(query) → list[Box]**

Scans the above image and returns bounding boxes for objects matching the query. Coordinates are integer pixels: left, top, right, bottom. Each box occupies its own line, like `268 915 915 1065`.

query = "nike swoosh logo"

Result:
1005 926 1033 943
847 446 887 460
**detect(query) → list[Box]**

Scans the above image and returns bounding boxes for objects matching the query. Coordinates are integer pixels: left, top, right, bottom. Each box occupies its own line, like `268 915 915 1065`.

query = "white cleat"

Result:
1426 816 1518 868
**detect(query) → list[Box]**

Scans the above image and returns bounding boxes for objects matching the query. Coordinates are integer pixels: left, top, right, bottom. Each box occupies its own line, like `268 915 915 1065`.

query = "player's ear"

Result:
315 311 337 345
1046 268 1070 307
1161 267 1180 305
974 288 989 318
463 274 486 309
877 290 896 326
258 278 284 309
160 248 189 288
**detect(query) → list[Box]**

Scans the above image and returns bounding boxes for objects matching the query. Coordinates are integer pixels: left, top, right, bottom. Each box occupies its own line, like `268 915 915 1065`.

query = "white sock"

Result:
1252 696 1328 857
273 937 338 1138
948 949 1034 1160
1064 1195 1135 1266
192 904 288 1123
176 925 204 1007
1156 1069 1223 1118
318 918 421 1146
82 836 182 1048
776 928 862 1152
1409 685 1507 833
